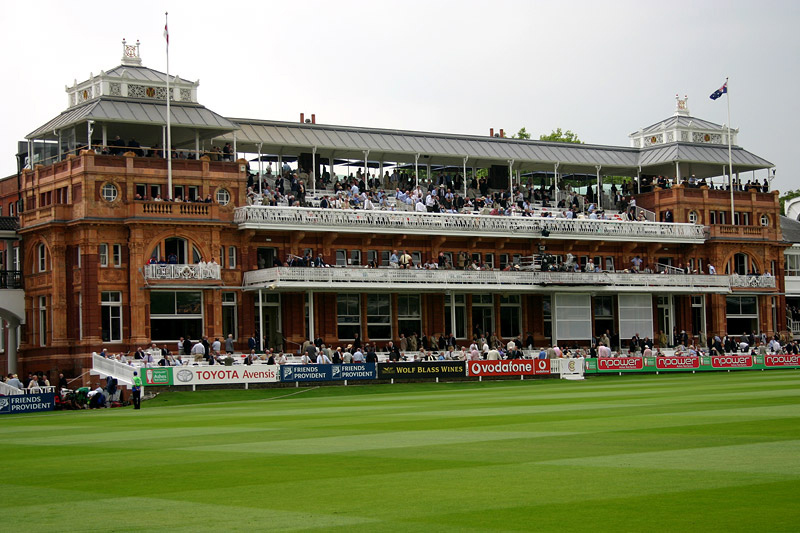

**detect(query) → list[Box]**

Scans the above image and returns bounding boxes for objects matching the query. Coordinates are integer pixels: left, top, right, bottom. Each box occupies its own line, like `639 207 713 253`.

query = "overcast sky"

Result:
2 0 797 193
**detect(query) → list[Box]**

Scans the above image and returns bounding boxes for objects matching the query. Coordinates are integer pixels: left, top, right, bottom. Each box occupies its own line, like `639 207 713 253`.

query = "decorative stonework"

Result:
109 82 121 96
99 268 126 283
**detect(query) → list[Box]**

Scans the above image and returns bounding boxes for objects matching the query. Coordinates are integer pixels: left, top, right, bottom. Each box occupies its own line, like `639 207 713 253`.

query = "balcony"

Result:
129 201 223 221
143 263 221 281
0 270 23 289
708 225 773 240
234 206 705 243
729 274 776 289
242 267 731 294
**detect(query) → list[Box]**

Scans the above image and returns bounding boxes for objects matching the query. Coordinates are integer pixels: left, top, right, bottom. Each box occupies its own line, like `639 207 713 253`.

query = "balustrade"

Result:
729 274 776 288
243 267 731 293
143 263 221 280
234 206 705 242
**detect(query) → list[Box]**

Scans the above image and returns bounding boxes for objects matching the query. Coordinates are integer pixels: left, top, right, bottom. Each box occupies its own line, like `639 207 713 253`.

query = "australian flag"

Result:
709 81 728 100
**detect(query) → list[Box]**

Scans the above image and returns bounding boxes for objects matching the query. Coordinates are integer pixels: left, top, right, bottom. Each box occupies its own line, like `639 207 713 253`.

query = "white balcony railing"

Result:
729 274 777 289
242 267 731 294
143 263 221 281
234 206 706 243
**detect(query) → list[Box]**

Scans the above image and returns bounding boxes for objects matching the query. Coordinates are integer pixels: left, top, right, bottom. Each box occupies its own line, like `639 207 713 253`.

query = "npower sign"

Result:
467 359 550 377
597 357 643 371
711 355 753 368
656 357 700 370
765 354 800 367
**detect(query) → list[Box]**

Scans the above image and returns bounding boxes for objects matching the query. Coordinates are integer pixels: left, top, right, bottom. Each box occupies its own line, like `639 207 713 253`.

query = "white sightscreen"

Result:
554 293 592 341
618 294 654 341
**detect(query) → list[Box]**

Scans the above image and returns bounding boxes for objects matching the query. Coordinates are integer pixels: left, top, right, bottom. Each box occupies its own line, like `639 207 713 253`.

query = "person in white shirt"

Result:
708 264 717 275
316 351 332 364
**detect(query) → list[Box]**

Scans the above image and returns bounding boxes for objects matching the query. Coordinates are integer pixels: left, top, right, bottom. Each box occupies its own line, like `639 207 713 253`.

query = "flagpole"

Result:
165 12 173 199
726 77 734 222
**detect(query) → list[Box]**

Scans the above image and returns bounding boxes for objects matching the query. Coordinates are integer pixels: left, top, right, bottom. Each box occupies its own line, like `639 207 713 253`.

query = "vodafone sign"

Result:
467 359 550 377
765 354 800 367
597 357 643 371
656 357 700 370
711 355 752 369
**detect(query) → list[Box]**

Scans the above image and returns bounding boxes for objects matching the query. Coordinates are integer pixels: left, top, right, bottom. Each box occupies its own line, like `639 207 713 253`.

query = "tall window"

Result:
786 253 800 276
543 296 552 339
37 243 48 272
444 294 466 339
500 295 521 338
99 243 109 267
691 295 705 337
222 292 237 339
38 295 47 346
337 294 361 339
367 294 391 339
726 296 758 335
112 244 122 267
228 246 237 268
101 291 123 342
350 250 361 266
335 250 347 266
398 294 423 338
150 291 203 341
78 292 83 340
471 294 494 337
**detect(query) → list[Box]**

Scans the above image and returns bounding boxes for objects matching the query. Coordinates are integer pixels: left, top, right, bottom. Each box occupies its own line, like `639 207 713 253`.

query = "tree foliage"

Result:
780 189 800 216
511 127 531 140
539 128 583 144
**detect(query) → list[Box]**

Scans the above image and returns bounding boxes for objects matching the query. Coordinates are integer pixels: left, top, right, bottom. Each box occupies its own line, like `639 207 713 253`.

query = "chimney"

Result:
300 113 305 123
500 129 505 138
490 128 494 137
311 114 316 124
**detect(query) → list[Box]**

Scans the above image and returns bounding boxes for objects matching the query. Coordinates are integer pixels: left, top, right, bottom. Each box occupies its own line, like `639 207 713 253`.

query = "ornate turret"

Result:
629 95 738 148
64 40 199 109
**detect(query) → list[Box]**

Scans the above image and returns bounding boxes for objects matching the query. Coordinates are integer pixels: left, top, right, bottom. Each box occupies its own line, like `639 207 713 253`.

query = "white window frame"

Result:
366 294 392 340
228 246 237 269
101 182 118 202
38 295 47 346
222 292 238 339
112 244 122 267
99 243 109 267
337 294 361 340
101 291 123 343
216 188 231 205
37 243 47 272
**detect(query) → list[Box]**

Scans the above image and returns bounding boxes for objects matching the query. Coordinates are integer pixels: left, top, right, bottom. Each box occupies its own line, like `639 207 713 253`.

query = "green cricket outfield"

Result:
2 372 799 532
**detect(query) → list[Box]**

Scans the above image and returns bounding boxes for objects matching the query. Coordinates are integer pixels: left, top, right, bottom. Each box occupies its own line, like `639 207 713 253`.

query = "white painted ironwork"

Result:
143 263 221 280
242 267 731 294
234 206 705 243
90 353 136 386
729 274 777 289
791 319 800 336
0 381 24 395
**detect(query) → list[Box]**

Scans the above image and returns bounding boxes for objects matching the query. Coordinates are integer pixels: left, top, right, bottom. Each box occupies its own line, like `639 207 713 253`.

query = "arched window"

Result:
37 243 48 272
727 253 757 275
150 237 203 265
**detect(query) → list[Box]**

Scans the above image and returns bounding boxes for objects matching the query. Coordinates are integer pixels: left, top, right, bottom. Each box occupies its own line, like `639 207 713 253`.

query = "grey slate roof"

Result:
0 216 19 232
636 115 726 135
217 119 773 176
222 119 642 172
103 65 194 85
27 98 237 139
781 216 800 244
638 143 773 169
